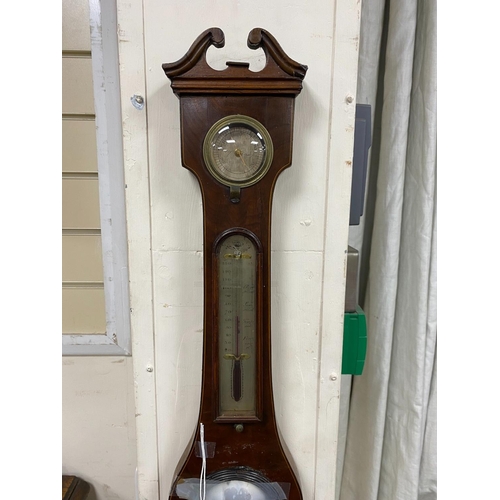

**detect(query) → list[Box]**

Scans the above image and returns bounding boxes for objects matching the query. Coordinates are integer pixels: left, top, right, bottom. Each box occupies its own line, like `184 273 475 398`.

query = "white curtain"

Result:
336 0 437 499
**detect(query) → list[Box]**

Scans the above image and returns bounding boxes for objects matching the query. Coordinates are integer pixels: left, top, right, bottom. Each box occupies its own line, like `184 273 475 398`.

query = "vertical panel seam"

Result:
312 0 340 497
140 0 162 495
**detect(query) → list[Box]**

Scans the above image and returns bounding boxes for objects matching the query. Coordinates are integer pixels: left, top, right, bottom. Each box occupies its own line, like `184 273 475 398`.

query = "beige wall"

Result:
62 0 107 337
62 357 137 499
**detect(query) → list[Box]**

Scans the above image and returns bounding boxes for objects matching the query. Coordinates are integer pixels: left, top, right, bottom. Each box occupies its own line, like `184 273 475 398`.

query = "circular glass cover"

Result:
203 115 273 187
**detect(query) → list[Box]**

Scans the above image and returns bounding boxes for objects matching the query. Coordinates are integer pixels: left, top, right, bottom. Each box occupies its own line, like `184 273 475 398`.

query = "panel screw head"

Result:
234 424 244 433
345 94 354 104
131 94 145 110
146 365 153 372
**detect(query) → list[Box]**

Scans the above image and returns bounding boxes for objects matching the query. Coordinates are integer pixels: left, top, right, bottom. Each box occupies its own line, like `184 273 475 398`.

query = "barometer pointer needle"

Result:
235 148 248 168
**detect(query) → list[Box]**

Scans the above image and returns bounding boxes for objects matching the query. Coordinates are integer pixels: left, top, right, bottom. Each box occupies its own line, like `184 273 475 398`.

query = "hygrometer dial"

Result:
203 115 274 187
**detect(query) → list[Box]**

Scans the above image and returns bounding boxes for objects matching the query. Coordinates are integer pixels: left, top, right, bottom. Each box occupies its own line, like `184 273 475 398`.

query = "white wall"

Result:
119 1 361 499
62 357 137 500
61 1 361 498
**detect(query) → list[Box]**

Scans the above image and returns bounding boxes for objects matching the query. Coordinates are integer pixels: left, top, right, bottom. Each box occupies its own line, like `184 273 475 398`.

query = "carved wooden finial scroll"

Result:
247 28 308 79
161 28 225 78
162 27 308 95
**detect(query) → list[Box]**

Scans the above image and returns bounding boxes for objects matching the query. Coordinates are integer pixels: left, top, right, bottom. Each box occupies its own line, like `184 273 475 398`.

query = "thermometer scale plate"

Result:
216 231 260 421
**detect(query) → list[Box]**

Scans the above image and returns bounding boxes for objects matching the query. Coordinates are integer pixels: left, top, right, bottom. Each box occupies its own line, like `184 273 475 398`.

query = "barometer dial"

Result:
203 115 273 187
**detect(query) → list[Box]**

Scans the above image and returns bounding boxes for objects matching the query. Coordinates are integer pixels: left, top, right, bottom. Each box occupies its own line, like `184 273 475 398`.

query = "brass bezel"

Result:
203 114 274 188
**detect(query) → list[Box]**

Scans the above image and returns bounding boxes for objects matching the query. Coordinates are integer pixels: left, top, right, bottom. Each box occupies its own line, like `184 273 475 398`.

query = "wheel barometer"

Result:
163 27 307 500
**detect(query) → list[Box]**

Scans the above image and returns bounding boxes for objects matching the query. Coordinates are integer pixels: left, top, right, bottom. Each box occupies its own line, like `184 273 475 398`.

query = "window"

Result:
62 0 130 355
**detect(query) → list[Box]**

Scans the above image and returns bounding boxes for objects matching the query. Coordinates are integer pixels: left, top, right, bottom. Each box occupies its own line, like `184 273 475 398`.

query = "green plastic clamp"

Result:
342 306 367 375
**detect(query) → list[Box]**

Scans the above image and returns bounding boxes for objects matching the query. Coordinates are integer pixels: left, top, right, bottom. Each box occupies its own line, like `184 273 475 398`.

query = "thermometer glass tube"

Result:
217 233 257 418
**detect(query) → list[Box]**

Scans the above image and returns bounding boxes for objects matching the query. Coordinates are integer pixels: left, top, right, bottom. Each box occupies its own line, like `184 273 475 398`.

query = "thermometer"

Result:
217 233 257 418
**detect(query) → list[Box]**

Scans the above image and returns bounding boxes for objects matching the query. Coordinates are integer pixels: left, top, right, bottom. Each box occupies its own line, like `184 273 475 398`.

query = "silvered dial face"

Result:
203 115 273 187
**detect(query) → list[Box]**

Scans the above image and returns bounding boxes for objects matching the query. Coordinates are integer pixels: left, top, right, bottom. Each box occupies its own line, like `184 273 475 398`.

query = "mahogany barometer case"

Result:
163 27 307 500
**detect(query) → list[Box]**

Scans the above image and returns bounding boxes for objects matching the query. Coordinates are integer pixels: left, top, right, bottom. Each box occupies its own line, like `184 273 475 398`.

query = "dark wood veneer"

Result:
163 27 307 500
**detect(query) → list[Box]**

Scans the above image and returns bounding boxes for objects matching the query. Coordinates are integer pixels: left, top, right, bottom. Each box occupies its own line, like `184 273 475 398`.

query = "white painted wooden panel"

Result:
120 0 361 498
312 0 362 492
62 357 137 499
153 250 204 480
271 250 324 490
116 0 160 496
